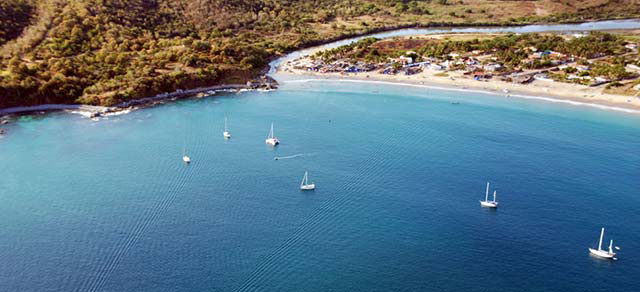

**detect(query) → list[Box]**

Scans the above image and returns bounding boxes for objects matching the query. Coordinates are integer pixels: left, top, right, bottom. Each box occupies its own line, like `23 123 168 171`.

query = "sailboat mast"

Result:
270 123 274 138
485 182 490 202
598 227 605 251
493 190 497 202
609 239 614 253
301 171 307 187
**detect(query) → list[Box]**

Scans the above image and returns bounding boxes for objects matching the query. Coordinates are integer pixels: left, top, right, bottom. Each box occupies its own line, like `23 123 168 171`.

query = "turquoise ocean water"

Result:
1 80 639 291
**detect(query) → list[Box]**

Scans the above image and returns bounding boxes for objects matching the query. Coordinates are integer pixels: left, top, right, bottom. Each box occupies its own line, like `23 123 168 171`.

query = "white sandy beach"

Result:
278 60 640 113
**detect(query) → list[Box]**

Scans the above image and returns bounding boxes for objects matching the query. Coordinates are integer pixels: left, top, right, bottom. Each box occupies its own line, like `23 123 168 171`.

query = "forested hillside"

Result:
0 0 33 45
1 0 639 107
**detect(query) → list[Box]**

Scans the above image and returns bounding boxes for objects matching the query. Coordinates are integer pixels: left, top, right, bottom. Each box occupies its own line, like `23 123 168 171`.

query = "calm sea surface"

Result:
0 80 639 291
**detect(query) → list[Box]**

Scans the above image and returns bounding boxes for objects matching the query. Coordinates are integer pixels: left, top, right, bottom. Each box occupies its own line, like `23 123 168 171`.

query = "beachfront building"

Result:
626 64 640 73
471 70 492 80
576 65 591 72
567 74 592 80
485 63 503 72
464 57 479 66
430 64 445 70
400 55 414 64
534 74 554 82
389 55 414 65
531 50 567 60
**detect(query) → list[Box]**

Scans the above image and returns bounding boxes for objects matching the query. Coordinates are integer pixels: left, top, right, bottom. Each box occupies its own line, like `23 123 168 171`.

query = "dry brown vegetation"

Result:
1 0 639 108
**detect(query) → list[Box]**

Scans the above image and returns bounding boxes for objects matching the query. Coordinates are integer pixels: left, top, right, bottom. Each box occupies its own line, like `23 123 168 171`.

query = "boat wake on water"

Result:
274 153 310 160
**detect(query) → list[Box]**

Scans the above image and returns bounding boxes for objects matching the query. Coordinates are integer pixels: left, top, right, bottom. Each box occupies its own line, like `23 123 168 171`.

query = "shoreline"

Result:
0 83 275 120
0 104 111 116
276 63 640 114
287 76 640 114
2 19 640 121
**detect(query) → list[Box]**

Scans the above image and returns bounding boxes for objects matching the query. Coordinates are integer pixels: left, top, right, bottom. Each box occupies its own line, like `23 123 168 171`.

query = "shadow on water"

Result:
480 207 498 215
588 254 617 266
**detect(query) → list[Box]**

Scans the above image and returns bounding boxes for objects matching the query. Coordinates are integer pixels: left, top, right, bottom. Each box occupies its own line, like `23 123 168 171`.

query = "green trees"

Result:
558 32 625 58
316 37 381 62
592 63 634 80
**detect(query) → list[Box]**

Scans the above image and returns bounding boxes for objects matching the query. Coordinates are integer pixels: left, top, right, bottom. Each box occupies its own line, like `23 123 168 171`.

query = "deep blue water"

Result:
1 80 639 291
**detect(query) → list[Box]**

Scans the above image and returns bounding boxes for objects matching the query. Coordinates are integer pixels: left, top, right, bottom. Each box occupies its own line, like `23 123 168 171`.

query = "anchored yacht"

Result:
265 123 280 146
480 182 498 208
589 227 618 259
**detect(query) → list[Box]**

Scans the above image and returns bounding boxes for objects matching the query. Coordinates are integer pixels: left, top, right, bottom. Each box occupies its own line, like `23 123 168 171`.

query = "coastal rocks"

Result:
247 75 279 90
246 80 261 88
0 105 111 122
0 118 9 137
0 78 279 124
113 83 255 110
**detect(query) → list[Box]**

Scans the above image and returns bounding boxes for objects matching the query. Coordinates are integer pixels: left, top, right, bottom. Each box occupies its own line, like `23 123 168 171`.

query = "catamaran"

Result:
223 117 231 139
265 123 280 146
589 227 618 259
182 141 191 164
300 171 315 190
480 182 498 208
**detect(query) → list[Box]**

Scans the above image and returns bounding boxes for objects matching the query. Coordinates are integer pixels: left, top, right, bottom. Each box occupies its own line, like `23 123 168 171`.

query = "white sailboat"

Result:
480 182 498 208
182 141 191 164
223 117 231 139
300 171 315 190
265 122 280 146
589 227 617 259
